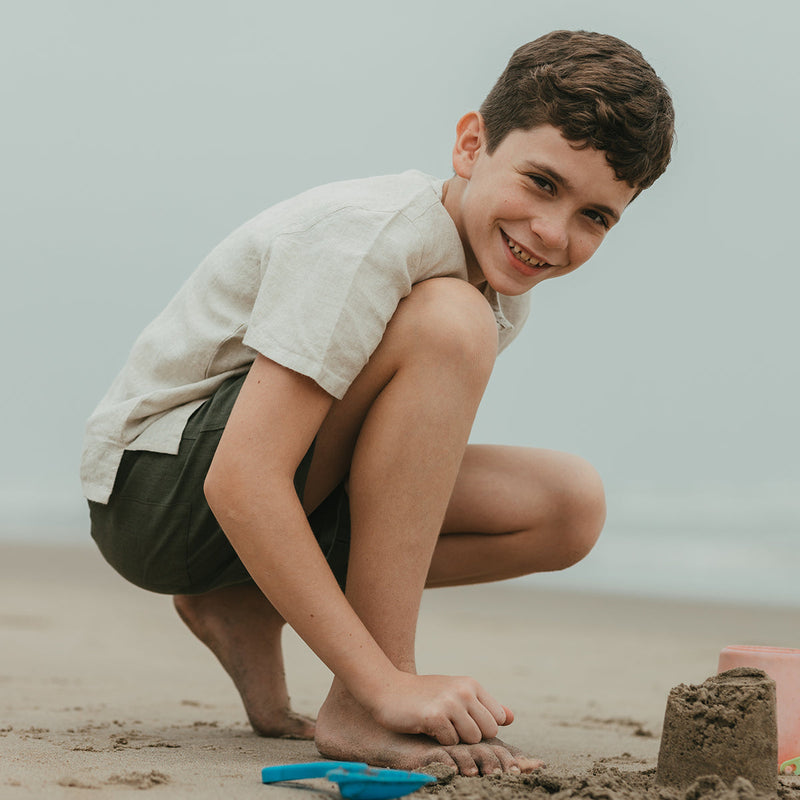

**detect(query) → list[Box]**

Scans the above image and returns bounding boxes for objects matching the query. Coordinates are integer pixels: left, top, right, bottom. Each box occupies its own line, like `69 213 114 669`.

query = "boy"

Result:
81 30 674 776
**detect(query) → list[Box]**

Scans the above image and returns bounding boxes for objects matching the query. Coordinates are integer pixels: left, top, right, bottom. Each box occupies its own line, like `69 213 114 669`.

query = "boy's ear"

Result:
452 112 486 179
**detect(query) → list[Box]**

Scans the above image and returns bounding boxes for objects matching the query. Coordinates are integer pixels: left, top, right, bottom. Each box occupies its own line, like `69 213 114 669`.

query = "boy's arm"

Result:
204 354 509 746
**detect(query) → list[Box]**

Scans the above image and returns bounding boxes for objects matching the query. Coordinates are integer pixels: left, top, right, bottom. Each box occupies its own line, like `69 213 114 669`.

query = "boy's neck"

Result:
441 177 487 291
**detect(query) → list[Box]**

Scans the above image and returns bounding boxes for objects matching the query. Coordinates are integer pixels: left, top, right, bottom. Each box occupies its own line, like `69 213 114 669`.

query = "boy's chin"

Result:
485 271 546 297
469 258 546 296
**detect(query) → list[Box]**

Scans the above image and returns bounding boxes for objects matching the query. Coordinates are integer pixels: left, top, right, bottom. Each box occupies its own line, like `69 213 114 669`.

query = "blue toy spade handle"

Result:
262 761 369 783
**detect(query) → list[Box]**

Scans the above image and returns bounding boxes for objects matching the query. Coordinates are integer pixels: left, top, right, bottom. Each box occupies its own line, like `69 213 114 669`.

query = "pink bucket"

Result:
718 645 800 770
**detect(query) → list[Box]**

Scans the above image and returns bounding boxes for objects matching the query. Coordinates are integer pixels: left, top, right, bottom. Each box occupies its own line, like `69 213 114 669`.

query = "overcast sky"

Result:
3 1 798 540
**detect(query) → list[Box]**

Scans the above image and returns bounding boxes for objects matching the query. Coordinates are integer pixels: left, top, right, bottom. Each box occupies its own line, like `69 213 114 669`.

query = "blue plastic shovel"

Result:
261 761 437 800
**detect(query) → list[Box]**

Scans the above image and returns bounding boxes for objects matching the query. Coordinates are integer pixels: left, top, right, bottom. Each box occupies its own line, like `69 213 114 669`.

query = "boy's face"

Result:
446 114 637 296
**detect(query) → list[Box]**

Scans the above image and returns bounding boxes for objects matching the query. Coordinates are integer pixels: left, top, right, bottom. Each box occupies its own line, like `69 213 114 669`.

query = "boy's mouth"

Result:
502 232 549 269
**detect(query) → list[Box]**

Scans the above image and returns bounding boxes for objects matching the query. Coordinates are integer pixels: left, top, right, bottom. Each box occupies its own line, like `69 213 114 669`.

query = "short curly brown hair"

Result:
480 30 675 191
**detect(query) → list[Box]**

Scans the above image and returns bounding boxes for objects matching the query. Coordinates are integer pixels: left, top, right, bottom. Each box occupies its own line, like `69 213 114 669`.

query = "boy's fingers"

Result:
500 704 514 726
452 708 485 745
476 689 508 726
468 702 500 741
424 717 460 746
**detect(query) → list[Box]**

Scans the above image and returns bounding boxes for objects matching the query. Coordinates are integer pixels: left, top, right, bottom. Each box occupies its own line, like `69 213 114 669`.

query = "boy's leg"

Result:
429 444 607 587
173 584 315 739
172 276 498 754
307 278 540 774
173 277 603 771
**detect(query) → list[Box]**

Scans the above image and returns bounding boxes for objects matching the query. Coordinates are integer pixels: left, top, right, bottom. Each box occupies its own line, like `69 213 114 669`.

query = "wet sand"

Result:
1 541 798 798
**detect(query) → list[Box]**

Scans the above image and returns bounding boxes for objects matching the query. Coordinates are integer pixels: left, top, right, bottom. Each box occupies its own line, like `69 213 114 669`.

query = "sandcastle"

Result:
656 667 777 795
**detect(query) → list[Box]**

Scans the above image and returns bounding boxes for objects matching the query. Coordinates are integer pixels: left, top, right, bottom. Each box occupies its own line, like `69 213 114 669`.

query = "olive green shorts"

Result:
89 373 350 595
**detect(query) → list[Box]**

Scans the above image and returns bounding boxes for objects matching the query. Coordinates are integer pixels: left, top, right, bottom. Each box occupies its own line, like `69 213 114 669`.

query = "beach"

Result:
2 541 798 799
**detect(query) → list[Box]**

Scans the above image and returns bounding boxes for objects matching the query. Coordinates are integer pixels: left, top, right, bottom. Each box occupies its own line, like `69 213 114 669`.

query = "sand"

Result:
656 668 778 793
2 541 799 799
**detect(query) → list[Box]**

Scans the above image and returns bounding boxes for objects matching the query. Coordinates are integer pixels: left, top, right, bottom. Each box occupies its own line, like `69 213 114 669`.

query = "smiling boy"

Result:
446 121 635 293
82 30 674 776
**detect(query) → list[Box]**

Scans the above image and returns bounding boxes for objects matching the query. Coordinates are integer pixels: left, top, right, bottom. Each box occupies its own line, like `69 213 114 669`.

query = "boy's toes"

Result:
516 754 545 773
489 743 521 773
482 737 543 773
471 744 505 775
443 743 512 776
443 746 481 777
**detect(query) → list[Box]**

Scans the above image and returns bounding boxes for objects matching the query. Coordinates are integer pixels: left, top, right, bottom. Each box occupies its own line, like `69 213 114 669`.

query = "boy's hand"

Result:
372 673 512 745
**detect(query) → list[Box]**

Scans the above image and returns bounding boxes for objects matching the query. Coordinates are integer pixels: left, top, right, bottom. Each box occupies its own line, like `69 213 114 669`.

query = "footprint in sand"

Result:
106 771 171 789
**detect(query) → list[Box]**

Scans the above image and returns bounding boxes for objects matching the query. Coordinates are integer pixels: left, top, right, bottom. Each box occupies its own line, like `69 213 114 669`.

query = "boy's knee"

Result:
399 278 498 375
552 456 606 569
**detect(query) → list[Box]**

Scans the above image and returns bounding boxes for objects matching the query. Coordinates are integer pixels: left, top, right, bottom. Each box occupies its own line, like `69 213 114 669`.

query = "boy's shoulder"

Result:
195 169 465 302
205 170 459 275
249 170 449 238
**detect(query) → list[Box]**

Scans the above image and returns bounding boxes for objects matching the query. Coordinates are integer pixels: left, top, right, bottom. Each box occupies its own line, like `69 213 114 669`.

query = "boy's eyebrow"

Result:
522 160 622 223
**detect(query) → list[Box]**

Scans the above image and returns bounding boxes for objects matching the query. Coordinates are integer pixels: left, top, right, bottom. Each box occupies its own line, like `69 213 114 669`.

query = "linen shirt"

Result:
81 171 531 504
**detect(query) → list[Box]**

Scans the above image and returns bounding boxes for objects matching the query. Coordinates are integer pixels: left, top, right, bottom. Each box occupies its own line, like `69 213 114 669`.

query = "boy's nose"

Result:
530 214 568 252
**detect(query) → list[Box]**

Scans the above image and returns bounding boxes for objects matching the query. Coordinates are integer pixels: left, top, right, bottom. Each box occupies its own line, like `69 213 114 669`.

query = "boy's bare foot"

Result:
315 682 542 776
173 584 315 739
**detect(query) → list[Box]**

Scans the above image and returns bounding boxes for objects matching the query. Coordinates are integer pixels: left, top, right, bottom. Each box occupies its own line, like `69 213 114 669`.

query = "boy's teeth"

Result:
505 235 545 267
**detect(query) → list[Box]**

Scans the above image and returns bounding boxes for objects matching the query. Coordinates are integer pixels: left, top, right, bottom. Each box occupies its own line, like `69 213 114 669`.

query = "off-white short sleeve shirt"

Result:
81 171 530 503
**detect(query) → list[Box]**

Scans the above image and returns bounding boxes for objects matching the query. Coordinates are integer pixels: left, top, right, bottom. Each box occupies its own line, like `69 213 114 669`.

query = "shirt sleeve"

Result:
242 206 422 399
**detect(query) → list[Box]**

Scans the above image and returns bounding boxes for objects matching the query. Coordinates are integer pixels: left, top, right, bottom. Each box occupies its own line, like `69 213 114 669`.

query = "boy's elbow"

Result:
203 459 235 526
203 453 294 530
203 455 252 527
203 463 224 517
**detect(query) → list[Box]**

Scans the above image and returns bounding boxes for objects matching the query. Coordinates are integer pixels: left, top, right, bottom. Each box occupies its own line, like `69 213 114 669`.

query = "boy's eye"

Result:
528 174 554 194
584 209 610 230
